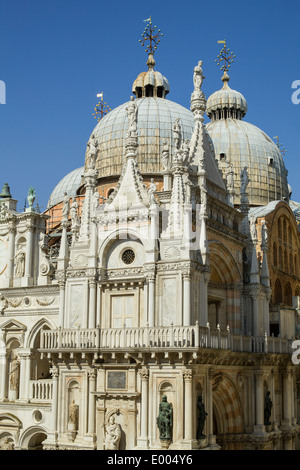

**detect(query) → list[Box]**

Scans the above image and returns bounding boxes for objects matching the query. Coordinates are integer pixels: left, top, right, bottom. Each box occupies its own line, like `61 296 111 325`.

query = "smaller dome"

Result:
132 53 169 98
47 167 84 208
206 72 247 120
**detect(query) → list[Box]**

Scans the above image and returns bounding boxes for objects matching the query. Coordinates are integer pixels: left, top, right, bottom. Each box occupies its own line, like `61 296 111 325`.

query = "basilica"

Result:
0 24 300 450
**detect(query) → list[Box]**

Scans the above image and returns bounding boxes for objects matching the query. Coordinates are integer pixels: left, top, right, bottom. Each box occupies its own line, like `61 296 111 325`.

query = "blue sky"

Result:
0 0 299 210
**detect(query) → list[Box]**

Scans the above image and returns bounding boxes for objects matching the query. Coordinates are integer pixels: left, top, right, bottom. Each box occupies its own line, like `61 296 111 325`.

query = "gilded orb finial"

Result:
215 40 236 75
139 17 163 65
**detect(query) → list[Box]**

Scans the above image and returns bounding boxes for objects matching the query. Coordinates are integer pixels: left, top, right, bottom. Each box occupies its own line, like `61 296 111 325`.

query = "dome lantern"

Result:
207 42 247 121
133 18 169 98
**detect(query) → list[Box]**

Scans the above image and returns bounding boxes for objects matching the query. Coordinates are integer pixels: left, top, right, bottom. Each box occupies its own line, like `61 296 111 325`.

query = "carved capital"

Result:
139 368 149 381
182 369 193 381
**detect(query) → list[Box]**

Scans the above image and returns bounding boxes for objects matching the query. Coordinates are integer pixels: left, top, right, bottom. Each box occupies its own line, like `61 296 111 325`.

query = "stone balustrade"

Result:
39 324 292 355
30 379 53 401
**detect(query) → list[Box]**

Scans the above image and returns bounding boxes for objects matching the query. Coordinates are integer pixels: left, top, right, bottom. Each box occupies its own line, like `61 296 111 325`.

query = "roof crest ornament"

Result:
139 17 163 70
215 40 236 85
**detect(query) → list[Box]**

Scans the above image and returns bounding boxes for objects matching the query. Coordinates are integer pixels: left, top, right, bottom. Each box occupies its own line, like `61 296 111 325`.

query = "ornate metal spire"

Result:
273 136 287 157
215 40 236 74
92 92 111 122
139 17 163 55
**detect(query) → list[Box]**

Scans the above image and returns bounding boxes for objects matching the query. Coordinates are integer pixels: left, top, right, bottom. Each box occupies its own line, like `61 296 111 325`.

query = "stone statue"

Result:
200 181 207 214
0 202 7 219
68 399 78 428
193 60 204 91
264 390 272 426
173 118 181 150
1 437 14 450
240 166 249 194
181 140 190 164
161 140 170 171
70 198 79 228
13 248 25 278
125 96 138 136
91 190 100 215
250 215 257 241
27 186 36 208
87 134 98 168
226 162 234 191
157 395 173 441
103 415 121 450
196 395 208 439
261 220 268 245
183 172 193 202
9 355 20 392
62 192 70 220
148 178 157 204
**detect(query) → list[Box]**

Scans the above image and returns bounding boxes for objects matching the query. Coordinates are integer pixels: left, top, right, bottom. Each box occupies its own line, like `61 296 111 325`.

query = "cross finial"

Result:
215 40 236 73
139 17 163 55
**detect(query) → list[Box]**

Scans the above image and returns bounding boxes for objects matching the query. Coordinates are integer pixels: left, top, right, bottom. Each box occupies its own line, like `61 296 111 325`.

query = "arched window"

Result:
288 224 292 246
107 188 115 198
278 218 282 239
273 278 282 304
290 252 293 274
273 242 277 267
284 282 292 306
295 254 298 277
279 246 283 270
284 248 288 272
283 218 287 243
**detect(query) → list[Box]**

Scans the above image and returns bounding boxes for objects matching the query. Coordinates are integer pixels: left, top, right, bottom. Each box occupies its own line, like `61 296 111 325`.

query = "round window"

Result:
122 249 135 265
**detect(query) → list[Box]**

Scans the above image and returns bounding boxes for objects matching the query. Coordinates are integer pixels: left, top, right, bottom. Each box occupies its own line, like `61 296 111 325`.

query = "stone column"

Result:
270 369 279 431
51 368 59 433
88 279 97 329
251 288 260 337
24 351 32 401
0 350 8 400
253 370 265 434
183 273 191 326
282 370 292 429
291 370 297 426
7 225 16 287
207 368 217 447
58 279 66 328
183 369 194 441
16 352 26 401
24 225 34 285
88 369 96 435
138 368 149 448
147 275 155 327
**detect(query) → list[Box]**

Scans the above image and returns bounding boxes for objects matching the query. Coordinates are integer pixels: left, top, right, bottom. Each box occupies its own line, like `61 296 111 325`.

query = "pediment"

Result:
0 319 27 332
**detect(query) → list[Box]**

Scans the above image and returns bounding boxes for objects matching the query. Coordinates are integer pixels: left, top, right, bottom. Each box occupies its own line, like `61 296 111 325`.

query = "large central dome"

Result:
85 97 195 178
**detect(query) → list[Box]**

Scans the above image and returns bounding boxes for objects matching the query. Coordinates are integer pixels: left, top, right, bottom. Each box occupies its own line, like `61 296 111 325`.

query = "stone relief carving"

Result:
164 246 181 260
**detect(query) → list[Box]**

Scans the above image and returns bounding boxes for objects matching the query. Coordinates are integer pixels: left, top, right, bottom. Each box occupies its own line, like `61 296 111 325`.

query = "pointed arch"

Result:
212 372 244 439
25 318 56 349
208 240 242 284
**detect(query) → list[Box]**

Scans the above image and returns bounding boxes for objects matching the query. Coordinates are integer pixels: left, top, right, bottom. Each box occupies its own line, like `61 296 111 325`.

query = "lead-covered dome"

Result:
47 167 84 208
86 97 195 178
206 73 289 206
